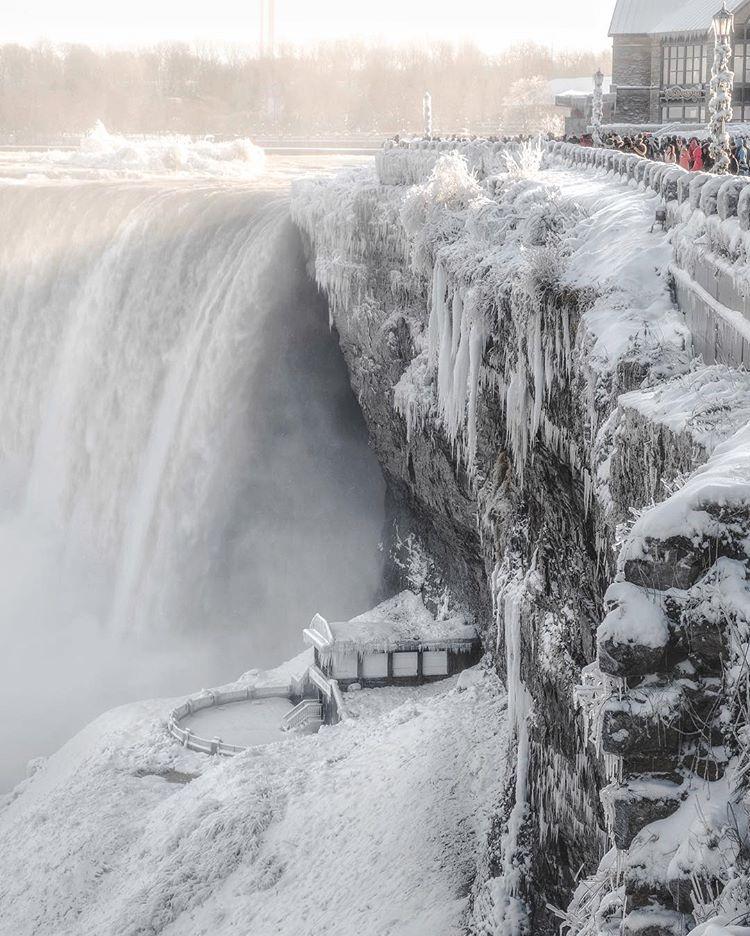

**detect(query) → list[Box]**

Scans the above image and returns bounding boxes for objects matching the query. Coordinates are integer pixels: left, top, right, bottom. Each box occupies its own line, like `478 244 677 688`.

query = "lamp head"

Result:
713 3 734 41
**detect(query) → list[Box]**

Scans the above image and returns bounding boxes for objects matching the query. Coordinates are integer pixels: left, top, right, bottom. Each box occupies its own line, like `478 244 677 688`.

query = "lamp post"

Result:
423 91 433 138
591 69 604 145
708 2 735 173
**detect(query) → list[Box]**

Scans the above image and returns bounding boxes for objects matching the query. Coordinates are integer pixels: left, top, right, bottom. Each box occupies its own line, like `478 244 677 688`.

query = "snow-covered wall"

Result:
292 141 750 935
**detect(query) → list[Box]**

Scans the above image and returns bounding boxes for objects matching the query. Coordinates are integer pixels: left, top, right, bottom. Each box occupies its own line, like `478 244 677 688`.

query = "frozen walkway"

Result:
181 697 294 748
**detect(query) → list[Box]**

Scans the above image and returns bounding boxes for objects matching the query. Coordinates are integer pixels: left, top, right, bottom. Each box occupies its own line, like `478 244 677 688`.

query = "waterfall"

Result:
0 169 385 788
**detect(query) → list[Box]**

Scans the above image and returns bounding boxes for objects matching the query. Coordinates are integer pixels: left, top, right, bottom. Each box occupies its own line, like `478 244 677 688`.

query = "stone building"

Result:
610 0 750 125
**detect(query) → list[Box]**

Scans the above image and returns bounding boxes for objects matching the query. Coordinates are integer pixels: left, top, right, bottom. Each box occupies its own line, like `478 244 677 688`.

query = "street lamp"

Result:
714 2 734 40
591 69 604 145
708 2 735 173
423 91 433 139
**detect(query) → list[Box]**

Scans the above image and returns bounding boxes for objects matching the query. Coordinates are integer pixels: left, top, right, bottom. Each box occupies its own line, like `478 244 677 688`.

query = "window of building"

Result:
422 650 449 676
362 653 388 678
660 104 704 123
663 42 706 86
392 651 418 677
332 653 358 679
736 43 746 85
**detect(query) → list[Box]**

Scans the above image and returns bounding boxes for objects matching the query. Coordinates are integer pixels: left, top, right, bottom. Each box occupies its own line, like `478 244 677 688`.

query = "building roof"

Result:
303 590 478 658
549 76 613 98
609 0 748 36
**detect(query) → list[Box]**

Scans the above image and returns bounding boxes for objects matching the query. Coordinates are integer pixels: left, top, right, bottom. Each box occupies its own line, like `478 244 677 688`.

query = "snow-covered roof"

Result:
609 0 748 36
548 76 612 98
304 591 477 657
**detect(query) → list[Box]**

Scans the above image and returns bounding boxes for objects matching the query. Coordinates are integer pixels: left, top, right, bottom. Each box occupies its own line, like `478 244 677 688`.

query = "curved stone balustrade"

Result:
167 680 303 757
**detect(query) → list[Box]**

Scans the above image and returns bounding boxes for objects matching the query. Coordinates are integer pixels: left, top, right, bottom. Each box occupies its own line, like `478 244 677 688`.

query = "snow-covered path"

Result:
544 165 683 375
0 666 506 936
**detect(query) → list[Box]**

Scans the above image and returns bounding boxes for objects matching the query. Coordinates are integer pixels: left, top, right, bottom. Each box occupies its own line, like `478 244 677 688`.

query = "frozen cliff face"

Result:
292 141 750 934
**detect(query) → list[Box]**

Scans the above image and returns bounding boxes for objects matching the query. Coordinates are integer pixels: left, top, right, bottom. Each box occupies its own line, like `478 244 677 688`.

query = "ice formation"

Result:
0 120 266 180
293 139 750 934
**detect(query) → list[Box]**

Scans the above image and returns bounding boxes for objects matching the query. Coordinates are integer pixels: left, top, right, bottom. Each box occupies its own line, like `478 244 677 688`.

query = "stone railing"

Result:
548 142 750 370
167 676 306 756
379 138 750 370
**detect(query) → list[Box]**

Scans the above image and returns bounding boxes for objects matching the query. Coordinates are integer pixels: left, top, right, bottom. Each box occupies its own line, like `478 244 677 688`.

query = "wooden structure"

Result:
302 591 482 709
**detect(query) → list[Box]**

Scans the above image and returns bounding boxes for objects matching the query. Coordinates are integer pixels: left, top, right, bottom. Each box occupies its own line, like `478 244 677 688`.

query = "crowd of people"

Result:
571 131 750 174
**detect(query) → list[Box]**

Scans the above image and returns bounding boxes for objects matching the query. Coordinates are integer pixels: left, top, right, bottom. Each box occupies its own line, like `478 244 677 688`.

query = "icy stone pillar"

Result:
591 69 604 146
708 3 735 174
423 91 433 139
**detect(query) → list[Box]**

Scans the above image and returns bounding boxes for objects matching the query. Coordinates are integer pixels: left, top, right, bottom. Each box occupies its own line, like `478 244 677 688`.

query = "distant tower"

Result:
260 0 276 57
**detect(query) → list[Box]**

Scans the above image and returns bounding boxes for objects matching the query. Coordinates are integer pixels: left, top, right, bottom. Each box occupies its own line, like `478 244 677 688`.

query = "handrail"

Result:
308 664 332 698
330 679 347 726
281 699 323 732
166 682 298 757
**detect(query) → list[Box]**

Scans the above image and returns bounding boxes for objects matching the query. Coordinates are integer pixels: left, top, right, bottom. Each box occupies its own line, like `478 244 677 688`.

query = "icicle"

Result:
530 311 545 440
466 310 486 467
491 566 533 936
428 261 447 367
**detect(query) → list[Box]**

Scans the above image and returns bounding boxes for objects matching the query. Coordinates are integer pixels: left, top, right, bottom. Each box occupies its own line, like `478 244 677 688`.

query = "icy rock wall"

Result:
291 142 750 934
549 144 750 936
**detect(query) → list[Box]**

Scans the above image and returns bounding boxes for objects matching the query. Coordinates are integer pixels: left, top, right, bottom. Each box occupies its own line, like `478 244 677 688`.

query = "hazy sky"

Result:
5 0 613 52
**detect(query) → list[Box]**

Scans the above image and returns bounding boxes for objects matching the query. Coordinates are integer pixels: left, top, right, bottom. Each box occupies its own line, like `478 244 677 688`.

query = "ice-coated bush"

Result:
400 153 483 275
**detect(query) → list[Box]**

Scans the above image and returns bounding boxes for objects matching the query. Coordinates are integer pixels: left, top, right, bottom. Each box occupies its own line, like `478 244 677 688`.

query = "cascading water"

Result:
0 137 385 789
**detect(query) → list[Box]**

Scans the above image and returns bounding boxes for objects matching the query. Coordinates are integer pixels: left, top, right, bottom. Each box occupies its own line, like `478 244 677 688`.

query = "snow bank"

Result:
0 661 506 936
617 364 750 466
622 421 750 557
599 581 670 649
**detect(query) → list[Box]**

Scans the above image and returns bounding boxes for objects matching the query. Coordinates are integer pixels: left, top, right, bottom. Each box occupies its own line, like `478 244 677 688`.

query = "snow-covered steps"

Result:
280 698 323 732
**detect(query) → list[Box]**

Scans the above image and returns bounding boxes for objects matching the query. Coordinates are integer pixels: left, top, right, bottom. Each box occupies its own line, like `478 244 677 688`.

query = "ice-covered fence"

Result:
167 682 302 757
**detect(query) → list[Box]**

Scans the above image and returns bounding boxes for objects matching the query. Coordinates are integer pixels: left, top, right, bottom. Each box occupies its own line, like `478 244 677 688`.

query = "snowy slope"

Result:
0 664 506 936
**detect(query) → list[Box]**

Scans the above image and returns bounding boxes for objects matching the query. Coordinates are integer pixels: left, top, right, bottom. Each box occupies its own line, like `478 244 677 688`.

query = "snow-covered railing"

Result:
549 141 750 369
547 140 750 222
167 683 298 757
281 699 323 731
378 137 750 368
308 663 347 726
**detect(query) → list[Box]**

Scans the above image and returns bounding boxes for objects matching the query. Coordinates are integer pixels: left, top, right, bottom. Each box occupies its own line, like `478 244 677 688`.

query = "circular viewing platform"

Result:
181 696 295 748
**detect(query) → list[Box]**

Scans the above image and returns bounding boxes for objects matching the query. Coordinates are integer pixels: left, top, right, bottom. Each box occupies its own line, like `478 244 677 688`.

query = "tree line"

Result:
0 41 611 140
